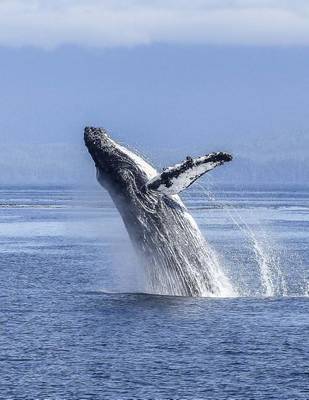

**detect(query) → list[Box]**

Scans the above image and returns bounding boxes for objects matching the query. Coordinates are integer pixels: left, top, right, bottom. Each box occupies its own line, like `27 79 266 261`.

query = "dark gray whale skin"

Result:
84 127 232 296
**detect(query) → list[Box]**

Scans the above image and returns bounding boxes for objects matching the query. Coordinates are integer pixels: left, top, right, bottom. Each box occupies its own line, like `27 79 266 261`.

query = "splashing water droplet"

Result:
197 183 289 297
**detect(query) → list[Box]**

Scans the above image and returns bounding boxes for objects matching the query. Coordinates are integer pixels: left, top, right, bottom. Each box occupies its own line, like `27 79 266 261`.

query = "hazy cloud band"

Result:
1 0 309 48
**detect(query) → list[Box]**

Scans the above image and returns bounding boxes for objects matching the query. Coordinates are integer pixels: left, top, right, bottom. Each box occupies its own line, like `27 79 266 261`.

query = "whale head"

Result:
85 126 233 200
84 127 157 196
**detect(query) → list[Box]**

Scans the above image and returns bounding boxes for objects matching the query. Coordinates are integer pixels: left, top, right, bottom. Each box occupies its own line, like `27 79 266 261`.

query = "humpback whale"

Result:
85 127 234 297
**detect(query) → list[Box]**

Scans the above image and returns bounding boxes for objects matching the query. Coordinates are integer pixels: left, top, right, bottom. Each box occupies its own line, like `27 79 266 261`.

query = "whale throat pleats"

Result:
146 152 232 195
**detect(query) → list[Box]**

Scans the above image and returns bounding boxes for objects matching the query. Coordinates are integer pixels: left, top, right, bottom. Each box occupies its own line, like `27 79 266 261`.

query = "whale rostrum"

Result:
84 126 234 297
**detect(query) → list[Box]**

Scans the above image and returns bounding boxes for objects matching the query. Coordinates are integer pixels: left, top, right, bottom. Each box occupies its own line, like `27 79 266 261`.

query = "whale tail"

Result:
146 152 232 196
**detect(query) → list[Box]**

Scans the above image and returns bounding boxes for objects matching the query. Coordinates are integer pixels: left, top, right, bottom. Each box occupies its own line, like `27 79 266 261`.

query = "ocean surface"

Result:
0 184 308 400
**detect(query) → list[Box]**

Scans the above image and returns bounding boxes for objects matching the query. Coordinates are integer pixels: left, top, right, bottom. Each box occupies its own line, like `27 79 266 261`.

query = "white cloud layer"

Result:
1 0 309 48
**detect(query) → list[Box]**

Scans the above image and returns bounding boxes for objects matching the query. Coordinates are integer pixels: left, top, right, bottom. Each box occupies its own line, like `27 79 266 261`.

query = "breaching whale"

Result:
84 127 234 297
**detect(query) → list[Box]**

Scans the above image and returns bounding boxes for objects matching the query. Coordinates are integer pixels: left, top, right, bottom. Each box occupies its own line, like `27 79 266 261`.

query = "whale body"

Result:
84 127 234 297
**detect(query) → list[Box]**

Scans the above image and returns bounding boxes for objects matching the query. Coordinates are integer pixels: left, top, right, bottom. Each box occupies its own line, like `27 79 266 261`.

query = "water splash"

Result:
126 177 236 298
197 184 288 297
139 210 236 298
226 208 287 296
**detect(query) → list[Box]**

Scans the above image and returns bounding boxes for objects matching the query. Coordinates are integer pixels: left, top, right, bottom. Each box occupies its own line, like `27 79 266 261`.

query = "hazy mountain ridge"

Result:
1 143 307 185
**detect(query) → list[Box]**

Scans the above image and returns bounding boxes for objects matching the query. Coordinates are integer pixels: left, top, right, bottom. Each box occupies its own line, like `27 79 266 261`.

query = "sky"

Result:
0 0 308 184
2 1 309 48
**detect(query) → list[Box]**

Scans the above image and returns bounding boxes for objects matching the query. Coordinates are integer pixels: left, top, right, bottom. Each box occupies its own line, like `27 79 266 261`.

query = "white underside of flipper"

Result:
146 153 232 196
149 161 218 195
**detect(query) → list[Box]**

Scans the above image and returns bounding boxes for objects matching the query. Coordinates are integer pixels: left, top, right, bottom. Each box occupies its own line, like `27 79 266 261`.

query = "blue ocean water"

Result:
0 185 308 400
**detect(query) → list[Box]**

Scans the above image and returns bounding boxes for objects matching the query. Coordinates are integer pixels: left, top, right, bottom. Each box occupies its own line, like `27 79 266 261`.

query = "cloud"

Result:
1 0 309 48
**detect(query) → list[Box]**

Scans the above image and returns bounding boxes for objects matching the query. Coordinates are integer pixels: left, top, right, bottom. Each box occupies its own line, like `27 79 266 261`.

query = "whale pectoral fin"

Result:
146 152 232 195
